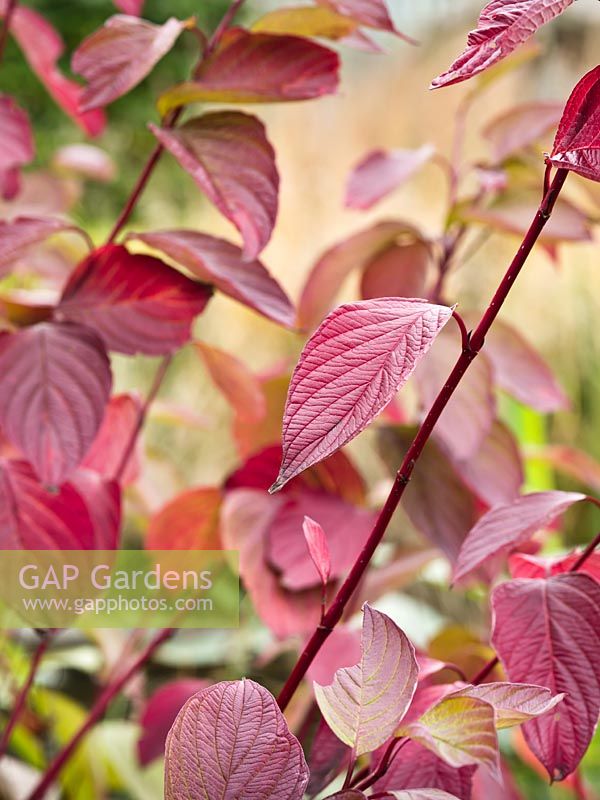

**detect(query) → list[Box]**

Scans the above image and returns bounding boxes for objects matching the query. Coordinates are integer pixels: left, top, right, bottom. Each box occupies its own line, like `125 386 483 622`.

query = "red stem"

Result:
0 633 52 759
276 168 569 712
27 629 173 800
0 0 17 66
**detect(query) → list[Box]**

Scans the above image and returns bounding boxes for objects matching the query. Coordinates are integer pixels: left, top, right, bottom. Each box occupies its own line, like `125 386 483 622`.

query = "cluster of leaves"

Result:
1 0 600 798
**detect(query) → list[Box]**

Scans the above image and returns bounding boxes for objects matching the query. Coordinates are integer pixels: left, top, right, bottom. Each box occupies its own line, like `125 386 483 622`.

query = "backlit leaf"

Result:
448 682 563 729
252 6 357 40
345 146 434 210
272 298 452 491
56 244 211 355
129 230 295 327
195 341 265 424
146 488 222 550
82 393 141 485
318 0 413 40
453 490 586 584
150 112 278 260
314 604 418 755
158 28 339 114
72 15 186 110
482 101 562 161
509 549 600 582
431 0 575 89
491 574 600 779
0 322 111 485
549 65 600 182
303 515 332 586
164 680 308 799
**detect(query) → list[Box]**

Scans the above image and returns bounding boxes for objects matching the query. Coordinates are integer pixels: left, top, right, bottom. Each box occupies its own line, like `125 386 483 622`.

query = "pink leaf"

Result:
374 740 475 799
150 112 278 260
509 550 600 582
0 322 112 485
0 458 120 549
324 791 366 799
1 3 105 135
72 15 185 111
453 490 586 585
360 240 431 301
307 719 351 796
314 604 418 755
345 146 434 210
56 244 211 355
82 393 141 485
113 0 144 14
0 217 78 276
482 101 563 161
431 0 575 90
0 95 34 199
491 574 600 779
477 318 569 412
271 298 453 492
164 679 309 800
307 626 362 686
138 679 208 766
317 0 414 40
415 330 496 461
158 27 340 113
267 490 376 589
195 341 266 424
302 515 332 586
298 220 422 330
52 144 116 182
129 230 295 328
379 792 464 800
549 65 600 182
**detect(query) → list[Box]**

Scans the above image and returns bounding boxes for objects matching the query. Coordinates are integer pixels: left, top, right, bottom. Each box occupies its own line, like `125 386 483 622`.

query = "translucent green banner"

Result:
0 550 239 629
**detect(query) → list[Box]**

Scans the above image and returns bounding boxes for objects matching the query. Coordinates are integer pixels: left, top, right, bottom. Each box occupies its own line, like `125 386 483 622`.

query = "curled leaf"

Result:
448 682 563 729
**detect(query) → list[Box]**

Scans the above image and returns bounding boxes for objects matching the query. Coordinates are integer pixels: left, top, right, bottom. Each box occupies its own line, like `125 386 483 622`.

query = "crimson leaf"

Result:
271 298 452 491
0 96 34 200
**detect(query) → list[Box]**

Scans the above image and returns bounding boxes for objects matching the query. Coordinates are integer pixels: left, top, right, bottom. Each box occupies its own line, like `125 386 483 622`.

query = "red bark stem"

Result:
27 629 173 800
276 168 569 712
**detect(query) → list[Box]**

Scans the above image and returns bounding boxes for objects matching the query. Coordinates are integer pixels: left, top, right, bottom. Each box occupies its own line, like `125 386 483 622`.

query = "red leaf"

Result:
453 490 586 585
72 15 185 111
549 65 600 182
52 144 116 183
303 515 332 587
195 341 266 424
158 27 340 114
430 0 575 90
1 3 105 135
298 221 422 331
0 217 78 276
509 550 600 582
266 490 376 590
360 240 431 301
56 244 211 355
0 322 112 485
491 574 600 779
415 330 496 461
221 489 323 637
150 112 279 260
130 230 294 327
482 101 562 162
477 318 569 412
138 679 208 766
374 740 475 799
164 680 309 799
0 95 33 199
345 146 434 210
82 393 141 485
146 488 222 550
271 298 453 491
0 458 120 549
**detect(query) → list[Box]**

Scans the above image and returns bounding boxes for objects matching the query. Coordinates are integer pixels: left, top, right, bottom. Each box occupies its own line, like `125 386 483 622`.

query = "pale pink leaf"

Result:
0 322 112 485
317 0 414 41
314 603 418 755
549 65 600 182
113 0 144 14
0 217 78 275
307 626 362 686
381 792 463 800
491 574 600 779
272 298 453 492
52 144 116 182
482 101 562 161
150 112 278 260
164 680 309 799
431 0 575 90
471 759 524 800
453 490 586 585
360 240 431 301
72 15 185 110
82 393 141 485
267 490 376 589
448 682 563 728
373 740 475 799
0 95 33 198
302 515 332 586
298 220 421 330
345 145 434 210
129 230 295 327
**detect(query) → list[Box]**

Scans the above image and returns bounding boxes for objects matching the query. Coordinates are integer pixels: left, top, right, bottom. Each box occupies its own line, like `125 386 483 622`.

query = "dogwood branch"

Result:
276 167 569 712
